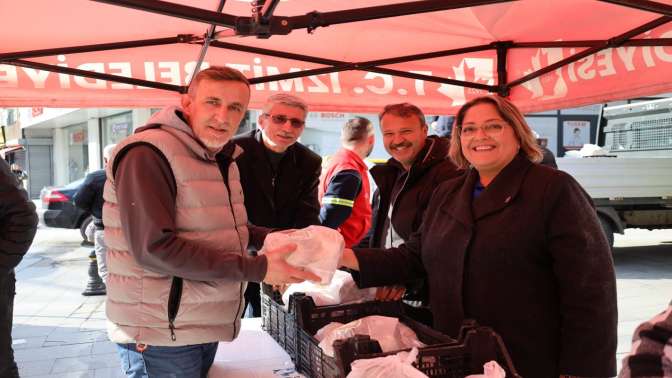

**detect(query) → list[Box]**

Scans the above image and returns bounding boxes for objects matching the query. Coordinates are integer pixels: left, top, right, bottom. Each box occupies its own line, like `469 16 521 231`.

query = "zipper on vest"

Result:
222 157 246 337
167 276 183 342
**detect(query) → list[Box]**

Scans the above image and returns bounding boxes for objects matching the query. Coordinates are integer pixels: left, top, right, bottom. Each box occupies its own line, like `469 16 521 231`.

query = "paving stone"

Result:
92 367 125 378
51 353 120 373
17 359 54 377
15 342 93 363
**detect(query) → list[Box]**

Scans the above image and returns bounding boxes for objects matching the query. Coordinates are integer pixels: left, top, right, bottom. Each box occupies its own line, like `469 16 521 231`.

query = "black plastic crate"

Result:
334 326 521 378
292 294 460 378
260 284 300 363
263 289 520 378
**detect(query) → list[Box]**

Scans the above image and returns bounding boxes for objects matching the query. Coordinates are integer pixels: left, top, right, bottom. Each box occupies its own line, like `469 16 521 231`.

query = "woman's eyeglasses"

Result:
459 123 506 138
263 113 305 128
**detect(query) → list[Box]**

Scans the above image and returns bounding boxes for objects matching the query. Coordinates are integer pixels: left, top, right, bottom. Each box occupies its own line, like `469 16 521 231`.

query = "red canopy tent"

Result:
1 0 672 114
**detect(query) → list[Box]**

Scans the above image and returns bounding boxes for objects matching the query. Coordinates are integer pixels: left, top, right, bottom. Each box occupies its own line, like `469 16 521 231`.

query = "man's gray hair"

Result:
103 144 117 160
262 93 308 116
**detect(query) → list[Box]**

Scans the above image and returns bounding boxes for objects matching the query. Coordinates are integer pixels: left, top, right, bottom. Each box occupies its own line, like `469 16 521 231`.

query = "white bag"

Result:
281 270 377 309
346 347 429 378
465 360 506 378
263 225 344 284
315 315 425 357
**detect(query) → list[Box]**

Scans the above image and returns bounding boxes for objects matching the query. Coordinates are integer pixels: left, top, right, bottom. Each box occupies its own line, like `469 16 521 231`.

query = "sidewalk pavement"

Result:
13 227 121 378
11 226 672 377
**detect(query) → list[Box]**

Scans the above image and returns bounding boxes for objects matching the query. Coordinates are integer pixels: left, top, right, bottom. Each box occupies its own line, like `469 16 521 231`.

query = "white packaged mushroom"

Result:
261 225 345 284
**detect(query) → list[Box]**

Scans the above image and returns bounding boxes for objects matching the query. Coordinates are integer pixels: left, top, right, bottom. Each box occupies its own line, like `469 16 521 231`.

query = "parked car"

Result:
39 178 92 242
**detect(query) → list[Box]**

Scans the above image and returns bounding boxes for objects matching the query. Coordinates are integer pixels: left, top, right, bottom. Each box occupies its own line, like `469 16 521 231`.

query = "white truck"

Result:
556 98 672 248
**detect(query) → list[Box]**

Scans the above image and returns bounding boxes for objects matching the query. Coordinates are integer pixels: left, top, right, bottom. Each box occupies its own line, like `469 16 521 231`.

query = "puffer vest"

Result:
103 125 249 346
319 148 372 247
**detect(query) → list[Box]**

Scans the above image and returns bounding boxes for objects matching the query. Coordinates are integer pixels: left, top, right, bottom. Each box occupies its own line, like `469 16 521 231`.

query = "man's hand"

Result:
375 286 406 301
339 248 360 270
262 242 320 285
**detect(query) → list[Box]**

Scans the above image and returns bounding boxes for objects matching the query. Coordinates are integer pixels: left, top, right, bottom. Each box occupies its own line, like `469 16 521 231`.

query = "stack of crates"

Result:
260 285 520 378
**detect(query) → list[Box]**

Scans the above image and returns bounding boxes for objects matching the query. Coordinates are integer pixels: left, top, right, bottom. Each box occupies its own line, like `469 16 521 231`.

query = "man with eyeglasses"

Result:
228 93 322 317
361 102 460 326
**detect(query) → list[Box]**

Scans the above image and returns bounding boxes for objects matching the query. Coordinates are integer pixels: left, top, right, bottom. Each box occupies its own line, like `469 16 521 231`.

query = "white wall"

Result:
52 128 67 186
87 118 101 170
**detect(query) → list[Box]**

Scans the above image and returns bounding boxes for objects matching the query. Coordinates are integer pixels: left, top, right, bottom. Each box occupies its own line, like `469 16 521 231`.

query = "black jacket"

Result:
355 153 618 377
73 169 106 225
367 135 460 248
0 159 38 271
540 146 558 169
227 129 322 231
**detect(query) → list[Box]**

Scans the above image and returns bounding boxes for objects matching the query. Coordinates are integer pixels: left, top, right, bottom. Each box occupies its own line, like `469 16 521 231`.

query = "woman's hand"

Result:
339 248 360 270
375 286 406 301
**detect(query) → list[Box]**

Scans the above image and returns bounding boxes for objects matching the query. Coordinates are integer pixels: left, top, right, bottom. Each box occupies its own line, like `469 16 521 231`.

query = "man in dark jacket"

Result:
223 93 321 317
73 143 115 283
534 132 558 168
365 103 460 323
0 158 38 378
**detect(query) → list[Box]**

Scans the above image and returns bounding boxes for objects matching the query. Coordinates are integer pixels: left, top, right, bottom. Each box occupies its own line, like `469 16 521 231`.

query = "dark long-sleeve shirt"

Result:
0 159 38 271
73 169 106 224
319 169 362 229
113 144 268 282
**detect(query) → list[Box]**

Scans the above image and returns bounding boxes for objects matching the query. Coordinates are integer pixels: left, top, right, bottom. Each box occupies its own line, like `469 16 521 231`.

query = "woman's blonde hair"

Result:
448 95 542 169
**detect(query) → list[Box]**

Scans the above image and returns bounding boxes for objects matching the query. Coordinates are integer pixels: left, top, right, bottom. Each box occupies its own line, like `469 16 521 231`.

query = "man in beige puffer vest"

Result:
103 66 318 378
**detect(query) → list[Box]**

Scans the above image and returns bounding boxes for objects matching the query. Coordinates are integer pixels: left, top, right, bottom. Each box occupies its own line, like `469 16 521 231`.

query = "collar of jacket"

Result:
337 147 368 171
447 152 533 226
473 151 532 218
217 141 243 168
250 128 298 165
371 135 449 187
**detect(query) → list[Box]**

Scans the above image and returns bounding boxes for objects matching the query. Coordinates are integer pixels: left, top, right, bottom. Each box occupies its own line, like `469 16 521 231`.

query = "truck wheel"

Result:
598 216 614 249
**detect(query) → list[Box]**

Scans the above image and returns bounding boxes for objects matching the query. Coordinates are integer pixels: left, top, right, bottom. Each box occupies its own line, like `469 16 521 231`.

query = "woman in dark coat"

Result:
341 95 617 377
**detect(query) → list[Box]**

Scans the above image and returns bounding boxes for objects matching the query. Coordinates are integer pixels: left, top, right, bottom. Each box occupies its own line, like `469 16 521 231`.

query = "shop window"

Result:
66 123 89 182
102 112 133 146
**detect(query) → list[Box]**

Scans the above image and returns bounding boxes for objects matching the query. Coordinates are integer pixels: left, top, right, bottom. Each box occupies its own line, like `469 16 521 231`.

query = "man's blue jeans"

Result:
116 342 218 378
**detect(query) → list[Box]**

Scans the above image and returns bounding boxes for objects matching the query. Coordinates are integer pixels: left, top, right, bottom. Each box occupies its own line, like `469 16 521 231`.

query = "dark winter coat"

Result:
355 153 618 377
73 169 106 226
367 135 460 248
0 159 38 271
228 129 321 230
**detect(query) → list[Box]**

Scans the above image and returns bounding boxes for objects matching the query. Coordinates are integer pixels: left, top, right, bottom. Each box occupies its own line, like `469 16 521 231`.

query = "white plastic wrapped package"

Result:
346 347 429 378
315 315 425 357
281 270 377 309
465 361 506 378
263 225 345 284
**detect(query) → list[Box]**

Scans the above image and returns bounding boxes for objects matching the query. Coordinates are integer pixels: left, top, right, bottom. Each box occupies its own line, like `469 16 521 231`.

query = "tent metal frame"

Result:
1 0 671 97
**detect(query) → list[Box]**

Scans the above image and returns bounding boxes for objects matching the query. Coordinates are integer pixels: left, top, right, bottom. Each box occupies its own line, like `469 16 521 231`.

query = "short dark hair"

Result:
379 103 427 127
187 66 250 97
341 117 373 145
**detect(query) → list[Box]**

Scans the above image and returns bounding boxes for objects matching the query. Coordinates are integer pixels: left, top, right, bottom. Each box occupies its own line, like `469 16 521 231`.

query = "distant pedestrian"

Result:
74 144 116 283
0 158 38 378
533 131 557 169
319 117 375 247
